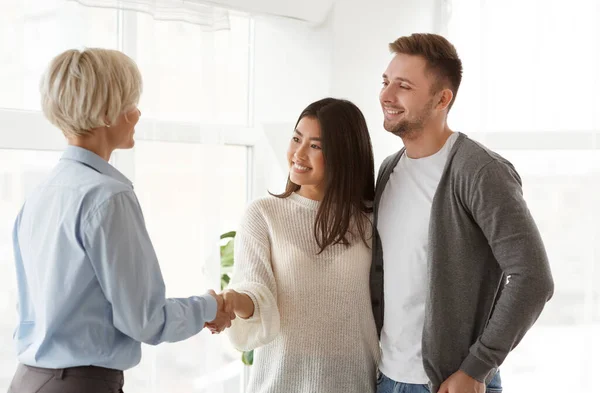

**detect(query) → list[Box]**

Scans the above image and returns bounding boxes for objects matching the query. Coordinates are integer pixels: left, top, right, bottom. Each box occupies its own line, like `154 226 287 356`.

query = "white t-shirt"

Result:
377 133 458 383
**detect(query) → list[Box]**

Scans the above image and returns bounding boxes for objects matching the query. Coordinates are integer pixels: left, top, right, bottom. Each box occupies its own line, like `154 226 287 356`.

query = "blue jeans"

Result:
376 370 502 393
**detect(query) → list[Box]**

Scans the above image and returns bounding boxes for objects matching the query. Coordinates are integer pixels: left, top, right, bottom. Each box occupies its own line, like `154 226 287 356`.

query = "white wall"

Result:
251 15 333 197
330 0 441 167
250 0 442 197
214 0 335 23
253 15 333 126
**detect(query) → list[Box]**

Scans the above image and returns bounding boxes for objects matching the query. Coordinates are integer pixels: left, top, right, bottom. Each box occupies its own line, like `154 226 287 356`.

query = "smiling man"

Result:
370 33 554 393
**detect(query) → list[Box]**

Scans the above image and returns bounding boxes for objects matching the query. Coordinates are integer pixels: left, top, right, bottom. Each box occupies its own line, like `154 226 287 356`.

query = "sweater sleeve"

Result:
460 159 554 382
226 201 280 351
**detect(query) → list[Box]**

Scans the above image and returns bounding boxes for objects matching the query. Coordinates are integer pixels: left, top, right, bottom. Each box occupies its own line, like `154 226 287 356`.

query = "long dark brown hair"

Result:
272 98 375 254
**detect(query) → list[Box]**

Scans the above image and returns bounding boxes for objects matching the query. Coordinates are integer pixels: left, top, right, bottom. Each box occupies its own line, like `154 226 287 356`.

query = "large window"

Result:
134 12 250 124
445 0 600 133
445 1 600 392
124 142 249 393
0 1 254 392
0 0 119 110
494 150 600 392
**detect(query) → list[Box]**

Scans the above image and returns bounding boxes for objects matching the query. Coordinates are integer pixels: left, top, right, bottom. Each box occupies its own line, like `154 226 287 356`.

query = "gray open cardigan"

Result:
370 132 554 392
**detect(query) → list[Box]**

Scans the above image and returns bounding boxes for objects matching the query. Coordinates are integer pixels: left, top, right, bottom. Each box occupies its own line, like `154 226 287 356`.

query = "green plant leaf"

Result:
220 230 250 366
220 238 235 268
220 231 236 240
241 350 254 365
221 274 230 291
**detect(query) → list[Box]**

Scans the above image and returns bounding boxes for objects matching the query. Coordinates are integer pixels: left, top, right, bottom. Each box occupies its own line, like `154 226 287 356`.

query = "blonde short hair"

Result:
40 48 143 138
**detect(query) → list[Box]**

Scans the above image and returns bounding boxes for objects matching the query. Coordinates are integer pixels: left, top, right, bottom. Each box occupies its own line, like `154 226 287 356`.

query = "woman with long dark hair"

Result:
215 98 379 392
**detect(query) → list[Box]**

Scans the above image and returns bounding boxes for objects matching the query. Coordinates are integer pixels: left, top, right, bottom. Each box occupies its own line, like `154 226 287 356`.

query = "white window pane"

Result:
132 141 248 277
0 149 62 391
134 13 250 125
495 149 600 393
448 0 600 133
0 0 118 111
125 141 249 392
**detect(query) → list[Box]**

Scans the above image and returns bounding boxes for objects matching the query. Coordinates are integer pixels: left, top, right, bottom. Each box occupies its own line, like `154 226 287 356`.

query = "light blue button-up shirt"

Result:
12 146 217 370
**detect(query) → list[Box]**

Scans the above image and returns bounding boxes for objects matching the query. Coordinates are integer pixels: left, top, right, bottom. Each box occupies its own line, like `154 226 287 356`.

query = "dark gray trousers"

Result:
7 364 124 393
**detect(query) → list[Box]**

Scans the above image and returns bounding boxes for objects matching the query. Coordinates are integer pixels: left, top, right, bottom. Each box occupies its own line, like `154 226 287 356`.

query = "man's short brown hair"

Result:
389 33 463 110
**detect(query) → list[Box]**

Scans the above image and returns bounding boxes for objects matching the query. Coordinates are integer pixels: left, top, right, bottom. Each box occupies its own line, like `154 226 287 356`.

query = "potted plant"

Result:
220 231 253 366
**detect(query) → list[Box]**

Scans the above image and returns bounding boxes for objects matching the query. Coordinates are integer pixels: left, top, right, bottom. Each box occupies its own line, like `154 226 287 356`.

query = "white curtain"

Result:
70 0 230 29
70 0 337 25
203 0 335 23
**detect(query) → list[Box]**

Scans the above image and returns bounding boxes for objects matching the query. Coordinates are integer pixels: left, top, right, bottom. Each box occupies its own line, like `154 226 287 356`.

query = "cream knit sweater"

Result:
227 193 380 393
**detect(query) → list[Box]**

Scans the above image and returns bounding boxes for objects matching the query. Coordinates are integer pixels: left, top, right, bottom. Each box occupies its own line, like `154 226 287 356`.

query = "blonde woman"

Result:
8 48 232 393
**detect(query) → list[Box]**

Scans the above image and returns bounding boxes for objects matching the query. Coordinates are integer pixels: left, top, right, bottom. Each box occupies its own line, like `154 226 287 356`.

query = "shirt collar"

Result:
61 146 133 188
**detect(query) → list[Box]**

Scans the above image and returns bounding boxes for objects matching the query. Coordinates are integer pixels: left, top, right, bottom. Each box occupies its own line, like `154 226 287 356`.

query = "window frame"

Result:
0 9 258 202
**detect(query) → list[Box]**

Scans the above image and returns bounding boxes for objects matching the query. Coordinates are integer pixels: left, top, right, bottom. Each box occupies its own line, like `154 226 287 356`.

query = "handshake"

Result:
205 289 248 334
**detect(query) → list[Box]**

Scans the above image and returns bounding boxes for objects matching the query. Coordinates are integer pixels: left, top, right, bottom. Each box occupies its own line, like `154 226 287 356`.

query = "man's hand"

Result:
437 370 485 393
204 289 235 334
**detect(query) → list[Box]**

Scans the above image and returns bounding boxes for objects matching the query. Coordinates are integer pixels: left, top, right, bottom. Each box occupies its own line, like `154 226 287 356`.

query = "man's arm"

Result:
461 159 554 381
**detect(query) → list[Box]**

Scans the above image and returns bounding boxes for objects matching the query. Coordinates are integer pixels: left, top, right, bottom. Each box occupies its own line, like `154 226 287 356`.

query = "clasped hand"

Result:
204 289 238 334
